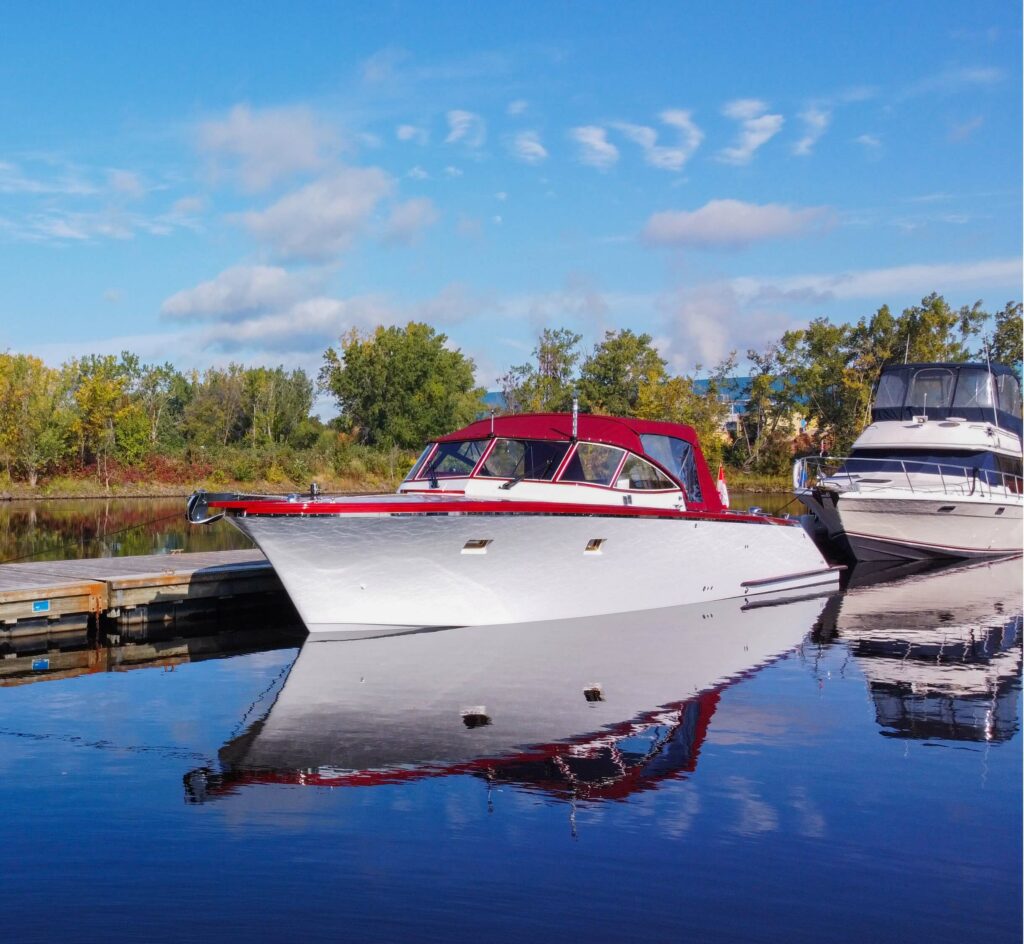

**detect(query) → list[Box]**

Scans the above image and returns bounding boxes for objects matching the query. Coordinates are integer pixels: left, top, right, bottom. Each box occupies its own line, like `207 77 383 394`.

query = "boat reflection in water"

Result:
186 591 834 804
820 555 1022 742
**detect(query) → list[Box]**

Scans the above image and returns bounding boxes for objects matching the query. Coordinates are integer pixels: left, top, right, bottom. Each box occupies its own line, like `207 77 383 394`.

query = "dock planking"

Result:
0 550 286 638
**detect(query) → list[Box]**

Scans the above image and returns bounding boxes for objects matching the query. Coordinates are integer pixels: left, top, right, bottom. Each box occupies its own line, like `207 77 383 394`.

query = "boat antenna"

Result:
984 339 999 428
490 408 496 438
904 335 910 364
571 391 579 441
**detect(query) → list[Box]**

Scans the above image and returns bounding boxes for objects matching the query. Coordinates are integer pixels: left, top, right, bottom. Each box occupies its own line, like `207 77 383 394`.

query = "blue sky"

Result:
1 1 1020 393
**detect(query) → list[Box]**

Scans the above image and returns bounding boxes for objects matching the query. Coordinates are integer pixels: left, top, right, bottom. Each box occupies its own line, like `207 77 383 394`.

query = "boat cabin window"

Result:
639 433 701 501
996 373 1023 418
403 446 434 482
419 440 488 478
907 368 955 413
952 368 995 410
560 443 625 485
616 454 677 490
873 371 908 410
477 438 569 480
843 449 997 476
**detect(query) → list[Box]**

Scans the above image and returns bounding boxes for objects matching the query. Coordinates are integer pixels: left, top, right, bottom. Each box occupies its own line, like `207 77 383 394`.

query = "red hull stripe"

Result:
209 497 794 526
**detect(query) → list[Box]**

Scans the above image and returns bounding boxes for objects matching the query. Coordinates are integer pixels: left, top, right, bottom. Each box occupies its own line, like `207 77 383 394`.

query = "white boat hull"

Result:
798 487 1023 562
231 512 838 634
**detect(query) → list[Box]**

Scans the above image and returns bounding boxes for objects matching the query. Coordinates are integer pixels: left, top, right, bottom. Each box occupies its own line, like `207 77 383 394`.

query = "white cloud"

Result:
0 160 97 196
856 133 882 150
197 104 338 191
171 195 206 216
238 168 394 260
444 165 464 178
792 106 831 156
509 130 548 164
381 197 439 245
732 257 1023 303
396 124 429 145
613 109 703 171
360 47 410 85
899 66 1004 100
569 126 619 170
445 110 486 148
642 199 833 249
107 169 144 198
407 165 429 180
506 99 528 116
719 99 784 164
161 265 326 321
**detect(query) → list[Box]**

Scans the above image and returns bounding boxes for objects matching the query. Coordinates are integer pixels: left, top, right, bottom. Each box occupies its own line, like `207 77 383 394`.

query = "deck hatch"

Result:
462 539 492 554
584 538 606 554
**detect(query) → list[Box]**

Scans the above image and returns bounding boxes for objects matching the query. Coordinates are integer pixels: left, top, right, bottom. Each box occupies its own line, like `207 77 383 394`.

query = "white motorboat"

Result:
184 591 832 802
794 362 1023 562
188 412 840 636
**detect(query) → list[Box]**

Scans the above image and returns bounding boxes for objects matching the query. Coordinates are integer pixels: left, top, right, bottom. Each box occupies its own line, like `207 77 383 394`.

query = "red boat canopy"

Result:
435 412 702 454
434 412 723 512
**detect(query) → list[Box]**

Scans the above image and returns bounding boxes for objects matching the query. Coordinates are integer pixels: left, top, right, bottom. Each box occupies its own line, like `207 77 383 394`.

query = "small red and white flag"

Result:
717 464 730 508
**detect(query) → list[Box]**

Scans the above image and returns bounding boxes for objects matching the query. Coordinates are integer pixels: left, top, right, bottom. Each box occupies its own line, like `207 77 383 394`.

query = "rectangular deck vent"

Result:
584 538 606 554
937 506 956 513
462 539 492 554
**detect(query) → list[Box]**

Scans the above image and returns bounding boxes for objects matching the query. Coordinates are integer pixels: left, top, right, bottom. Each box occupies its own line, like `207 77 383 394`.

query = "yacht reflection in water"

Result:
186 592 833 804
819 555 1022 742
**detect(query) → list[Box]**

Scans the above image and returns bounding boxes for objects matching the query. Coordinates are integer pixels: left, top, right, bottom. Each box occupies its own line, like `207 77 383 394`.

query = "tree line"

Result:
1 294 1020 488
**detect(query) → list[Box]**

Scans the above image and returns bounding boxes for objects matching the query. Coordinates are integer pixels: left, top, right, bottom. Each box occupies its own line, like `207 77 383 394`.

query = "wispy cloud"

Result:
0 159 98 196
197 103 339 191
506 99 528 116
396 124 429 145
898 66 1004 100
732 257 1022 303
643 199 834 249
792 106 831 156
569 126 619 170
508 130 548 165
718 99 784 164
613 109 703 171
445 110 486 148
948 115 984 142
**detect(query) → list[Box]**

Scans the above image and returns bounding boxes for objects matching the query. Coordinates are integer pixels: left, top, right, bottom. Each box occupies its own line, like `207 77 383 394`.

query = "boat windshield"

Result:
639 434 701 501
403 446 434 482
477 439 569 480
996 373 1023 418
616 454 677 490
420 440 488 479
907 368 956 413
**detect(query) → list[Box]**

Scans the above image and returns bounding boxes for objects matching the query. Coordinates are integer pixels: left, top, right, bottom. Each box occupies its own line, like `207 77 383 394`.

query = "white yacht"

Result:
795 363 1023 562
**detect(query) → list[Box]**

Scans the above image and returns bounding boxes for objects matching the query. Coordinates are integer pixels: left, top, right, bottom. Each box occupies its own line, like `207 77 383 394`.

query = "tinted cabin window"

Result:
997 374 1023 418
420 440 487 478
874 371 908 410
403 446 434 481
952 369 995 410
907 368 955 412
478 439 569 480
639 433 701 502
617 455 676 490
560 443 624 485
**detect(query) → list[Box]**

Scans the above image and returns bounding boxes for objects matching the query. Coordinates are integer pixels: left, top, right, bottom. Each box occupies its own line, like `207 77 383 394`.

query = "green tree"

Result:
988 301 1023 370
499 328 582 412
0 354 73 485
579 329 666 415
321 322 483 447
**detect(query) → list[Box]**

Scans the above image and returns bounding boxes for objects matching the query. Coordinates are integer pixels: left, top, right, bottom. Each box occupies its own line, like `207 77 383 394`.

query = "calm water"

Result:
0 501 1020 943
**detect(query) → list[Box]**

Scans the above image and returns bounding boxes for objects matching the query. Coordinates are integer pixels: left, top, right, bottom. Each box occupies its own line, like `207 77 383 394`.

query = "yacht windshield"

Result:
419 440 488 478
478 439 569 480
907 368 956 413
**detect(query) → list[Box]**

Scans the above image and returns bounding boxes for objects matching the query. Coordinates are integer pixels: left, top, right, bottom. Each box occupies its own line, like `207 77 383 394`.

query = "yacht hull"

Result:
230 512 839 635
798 487 1023 562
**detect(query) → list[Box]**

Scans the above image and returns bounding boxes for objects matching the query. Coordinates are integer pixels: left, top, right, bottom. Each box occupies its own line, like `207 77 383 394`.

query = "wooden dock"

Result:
0 550 287 638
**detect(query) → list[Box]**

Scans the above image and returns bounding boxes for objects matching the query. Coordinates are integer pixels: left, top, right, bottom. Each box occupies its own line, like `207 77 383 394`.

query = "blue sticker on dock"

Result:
32 600 51 613
32 658 49 671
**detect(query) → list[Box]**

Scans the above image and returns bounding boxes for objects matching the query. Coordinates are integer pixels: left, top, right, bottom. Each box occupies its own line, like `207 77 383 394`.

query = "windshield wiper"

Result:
501 454 557 490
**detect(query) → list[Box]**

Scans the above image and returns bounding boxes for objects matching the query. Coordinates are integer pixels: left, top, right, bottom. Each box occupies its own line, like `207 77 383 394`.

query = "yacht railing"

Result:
793 455 1024 500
